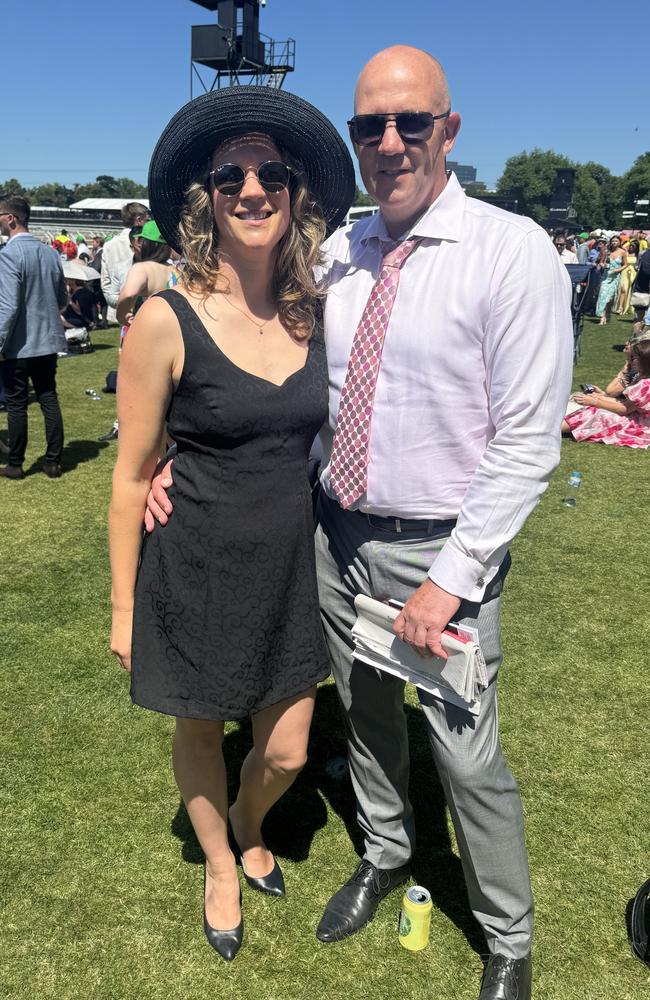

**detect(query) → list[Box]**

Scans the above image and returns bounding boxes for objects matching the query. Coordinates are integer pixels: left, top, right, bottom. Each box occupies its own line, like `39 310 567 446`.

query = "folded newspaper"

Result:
352 595 488 715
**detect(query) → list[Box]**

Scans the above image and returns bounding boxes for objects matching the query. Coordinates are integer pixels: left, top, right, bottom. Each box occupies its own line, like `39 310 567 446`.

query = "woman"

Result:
616 239 639 315
109 87 354 961
596 235 627 325
60 277 95 331
562 336 650 447
116 219 182 326
573 326 645 400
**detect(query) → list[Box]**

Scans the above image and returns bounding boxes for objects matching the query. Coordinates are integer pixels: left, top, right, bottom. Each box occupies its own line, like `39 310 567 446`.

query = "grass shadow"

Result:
171 706 331 867
23 438 108 475
62 438 109 471
169 684 484 955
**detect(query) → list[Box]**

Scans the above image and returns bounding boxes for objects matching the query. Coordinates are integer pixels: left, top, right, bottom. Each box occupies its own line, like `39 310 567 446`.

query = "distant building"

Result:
447 161 478 188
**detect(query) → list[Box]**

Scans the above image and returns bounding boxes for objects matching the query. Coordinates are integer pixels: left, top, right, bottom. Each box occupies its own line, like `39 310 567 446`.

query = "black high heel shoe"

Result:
228 820 286 898
203 868 243 961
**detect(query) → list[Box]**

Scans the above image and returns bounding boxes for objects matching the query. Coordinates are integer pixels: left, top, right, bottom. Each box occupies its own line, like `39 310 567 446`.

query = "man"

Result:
100 201 148 321
575 232 590 264
553 233 578 263
312 47 571 1000
146 46 572 999
99 206 147 441
75 233 90 259
0 196 68 479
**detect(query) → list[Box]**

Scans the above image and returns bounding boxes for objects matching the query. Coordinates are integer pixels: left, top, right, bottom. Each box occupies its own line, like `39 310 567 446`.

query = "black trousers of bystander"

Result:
2 354 64 468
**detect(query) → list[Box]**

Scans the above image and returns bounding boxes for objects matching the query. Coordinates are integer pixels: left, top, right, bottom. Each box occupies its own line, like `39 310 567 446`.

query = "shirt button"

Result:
476 577 485 587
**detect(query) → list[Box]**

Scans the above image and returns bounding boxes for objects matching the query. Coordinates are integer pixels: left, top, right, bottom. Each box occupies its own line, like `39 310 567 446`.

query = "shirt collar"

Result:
360 171 466 248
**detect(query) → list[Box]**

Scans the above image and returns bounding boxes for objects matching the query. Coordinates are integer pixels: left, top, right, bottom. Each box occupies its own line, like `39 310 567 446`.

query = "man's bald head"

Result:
351 46 460 238
354 46 450 115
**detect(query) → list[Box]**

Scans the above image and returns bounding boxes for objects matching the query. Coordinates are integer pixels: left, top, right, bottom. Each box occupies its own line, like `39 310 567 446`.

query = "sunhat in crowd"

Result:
139 219 167 244
148 86 356 253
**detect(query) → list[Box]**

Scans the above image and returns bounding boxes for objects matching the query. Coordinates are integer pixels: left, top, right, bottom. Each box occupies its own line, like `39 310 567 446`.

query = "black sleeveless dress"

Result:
130 289 330 721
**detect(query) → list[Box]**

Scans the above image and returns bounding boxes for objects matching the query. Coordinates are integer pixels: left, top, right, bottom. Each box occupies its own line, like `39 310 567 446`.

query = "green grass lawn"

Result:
1 316 648 1000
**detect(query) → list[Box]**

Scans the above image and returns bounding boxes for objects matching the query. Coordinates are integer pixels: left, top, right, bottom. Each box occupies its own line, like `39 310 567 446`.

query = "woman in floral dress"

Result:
596 235 627 325
562 337 650 448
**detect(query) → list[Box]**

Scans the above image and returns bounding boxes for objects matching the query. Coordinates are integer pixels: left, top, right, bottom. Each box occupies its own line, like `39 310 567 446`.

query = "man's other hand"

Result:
144 458 175 533
393 579 461 659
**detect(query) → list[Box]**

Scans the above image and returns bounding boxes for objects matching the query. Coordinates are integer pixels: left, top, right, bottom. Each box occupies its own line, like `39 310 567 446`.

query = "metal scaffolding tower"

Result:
188 0 295 95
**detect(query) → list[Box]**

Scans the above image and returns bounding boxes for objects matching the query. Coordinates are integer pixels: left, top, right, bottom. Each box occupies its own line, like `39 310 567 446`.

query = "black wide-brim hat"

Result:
148 86 356 252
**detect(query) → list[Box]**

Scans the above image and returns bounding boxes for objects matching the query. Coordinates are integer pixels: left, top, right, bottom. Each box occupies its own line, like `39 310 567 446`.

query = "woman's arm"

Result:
116 262 150 326
604 367 628 396
571 391 636 415
108 296 183 669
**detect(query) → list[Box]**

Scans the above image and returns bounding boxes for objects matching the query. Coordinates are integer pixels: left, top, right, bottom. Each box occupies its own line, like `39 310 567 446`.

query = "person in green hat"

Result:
98 221 181 442
115 220 180 326
576 232 591 264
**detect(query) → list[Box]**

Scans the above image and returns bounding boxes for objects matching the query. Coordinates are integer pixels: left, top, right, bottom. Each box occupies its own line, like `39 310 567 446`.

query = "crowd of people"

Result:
0 43 649 999
552 230 650 324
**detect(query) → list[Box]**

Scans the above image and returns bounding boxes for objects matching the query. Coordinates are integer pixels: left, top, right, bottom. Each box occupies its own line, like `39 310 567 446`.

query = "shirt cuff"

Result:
427 534 499 603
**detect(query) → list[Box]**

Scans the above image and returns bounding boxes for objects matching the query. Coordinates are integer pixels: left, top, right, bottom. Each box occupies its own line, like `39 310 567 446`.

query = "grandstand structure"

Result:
28 198 150 242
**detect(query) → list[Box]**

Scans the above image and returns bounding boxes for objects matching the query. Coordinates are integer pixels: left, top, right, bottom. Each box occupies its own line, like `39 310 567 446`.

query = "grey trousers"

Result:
315 492 533 959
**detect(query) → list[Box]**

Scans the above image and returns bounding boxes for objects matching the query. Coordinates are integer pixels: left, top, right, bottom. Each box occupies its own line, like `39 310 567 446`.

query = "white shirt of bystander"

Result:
101 228 134 308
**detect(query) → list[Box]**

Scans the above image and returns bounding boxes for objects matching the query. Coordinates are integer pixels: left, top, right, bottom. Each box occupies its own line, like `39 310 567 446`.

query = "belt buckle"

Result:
394 517 401 533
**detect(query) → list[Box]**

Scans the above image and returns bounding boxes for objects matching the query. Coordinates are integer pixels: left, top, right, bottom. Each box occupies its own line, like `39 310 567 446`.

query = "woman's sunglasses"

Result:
347 110 450 147
208 160 290 196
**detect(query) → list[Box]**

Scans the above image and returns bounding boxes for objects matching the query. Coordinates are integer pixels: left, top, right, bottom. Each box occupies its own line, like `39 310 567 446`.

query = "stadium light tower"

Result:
188 0 295 95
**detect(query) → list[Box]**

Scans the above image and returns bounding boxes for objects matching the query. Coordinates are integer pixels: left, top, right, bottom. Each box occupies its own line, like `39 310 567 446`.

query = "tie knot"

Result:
380 237 421 270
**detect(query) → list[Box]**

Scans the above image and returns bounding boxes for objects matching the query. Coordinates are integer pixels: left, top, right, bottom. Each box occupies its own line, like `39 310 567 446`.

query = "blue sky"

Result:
3 0 647 191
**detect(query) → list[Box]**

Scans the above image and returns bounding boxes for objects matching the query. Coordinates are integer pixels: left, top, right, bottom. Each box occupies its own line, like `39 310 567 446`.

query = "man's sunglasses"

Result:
347 110 451 147
208 160 290 196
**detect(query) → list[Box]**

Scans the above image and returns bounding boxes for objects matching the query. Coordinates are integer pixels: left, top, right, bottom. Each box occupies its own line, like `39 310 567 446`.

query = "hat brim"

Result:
148 86 356 253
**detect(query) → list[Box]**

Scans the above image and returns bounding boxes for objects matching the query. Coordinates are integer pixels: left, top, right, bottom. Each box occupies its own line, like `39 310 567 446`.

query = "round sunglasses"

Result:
208 160 290 196
347 110 451 147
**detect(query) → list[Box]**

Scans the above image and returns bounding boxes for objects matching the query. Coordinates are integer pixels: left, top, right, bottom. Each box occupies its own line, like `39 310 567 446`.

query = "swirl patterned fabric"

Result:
130 289 330 720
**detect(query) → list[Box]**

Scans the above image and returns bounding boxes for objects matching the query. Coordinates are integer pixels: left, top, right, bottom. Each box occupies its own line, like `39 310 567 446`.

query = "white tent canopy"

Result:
68 198 150 211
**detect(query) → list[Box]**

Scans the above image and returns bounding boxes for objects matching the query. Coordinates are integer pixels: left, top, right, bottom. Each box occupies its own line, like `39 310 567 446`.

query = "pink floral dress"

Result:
565 378 650 448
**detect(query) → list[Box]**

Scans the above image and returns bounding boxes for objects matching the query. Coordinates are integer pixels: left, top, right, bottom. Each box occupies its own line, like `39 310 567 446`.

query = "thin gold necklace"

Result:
222 294 277 335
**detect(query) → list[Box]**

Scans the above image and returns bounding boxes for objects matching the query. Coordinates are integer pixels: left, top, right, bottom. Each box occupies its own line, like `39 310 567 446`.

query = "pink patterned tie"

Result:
329 238 422 509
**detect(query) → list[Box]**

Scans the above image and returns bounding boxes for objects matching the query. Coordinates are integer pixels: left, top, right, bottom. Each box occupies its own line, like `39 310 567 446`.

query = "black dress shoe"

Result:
316 858 410 943
203 870 243 962
228 821 285 897
0 464 24 480
478 953 532 1000
42 462 63 479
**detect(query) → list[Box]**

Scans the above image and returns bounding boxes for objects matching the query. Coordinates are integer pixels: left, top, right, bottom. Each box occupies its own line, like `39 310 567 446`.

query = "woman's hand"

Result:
111 608 134 672
572 392 600 407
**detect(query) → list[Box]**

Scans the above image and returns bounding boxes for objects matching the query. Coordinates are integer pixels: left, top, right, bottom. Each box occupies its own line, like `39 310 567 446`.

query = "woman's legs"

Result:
229 687 317 878
173 718 240 929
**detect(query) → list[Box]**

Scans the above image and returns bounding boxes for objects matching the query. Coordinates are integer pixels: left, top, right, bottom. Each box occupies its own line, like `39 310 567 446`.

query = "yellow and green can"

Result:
398 885 432 951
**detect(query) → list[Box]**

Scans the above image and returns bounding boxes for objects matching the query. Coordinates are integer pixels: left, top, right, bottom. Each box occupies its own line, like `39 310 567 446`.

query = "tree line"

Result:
3 152 650 231
472 150 650 230
0 175 147 207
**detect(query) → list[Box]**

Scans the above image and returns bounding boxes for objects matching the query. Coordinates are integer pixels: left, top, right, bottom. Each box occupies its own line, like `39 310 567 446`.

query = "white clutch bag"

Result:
352 595 488 715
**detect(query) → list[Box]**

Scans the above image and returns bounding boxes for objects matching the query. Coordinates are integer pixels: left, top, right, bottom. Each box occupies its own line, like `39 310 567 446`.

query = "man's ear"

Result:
443 112 461 156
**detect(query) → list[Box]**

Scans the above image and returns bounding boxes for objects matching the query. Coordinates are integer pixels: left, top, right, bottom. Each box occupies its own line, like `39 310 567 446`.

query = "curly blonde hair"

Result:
177 146 326 339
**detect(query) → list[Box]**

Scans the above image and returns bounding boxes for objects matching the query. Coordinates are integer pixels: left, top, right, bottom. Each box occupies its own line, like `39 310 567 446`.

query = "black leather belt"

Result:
355 511 457 534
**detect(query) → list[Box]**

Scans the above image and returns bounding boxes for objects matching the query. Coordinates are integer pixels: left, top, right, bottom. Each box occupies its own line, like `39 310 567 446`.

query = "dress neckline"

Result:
168 288 313 389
